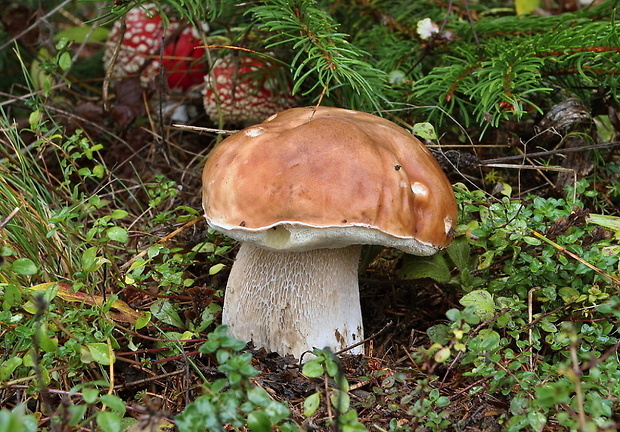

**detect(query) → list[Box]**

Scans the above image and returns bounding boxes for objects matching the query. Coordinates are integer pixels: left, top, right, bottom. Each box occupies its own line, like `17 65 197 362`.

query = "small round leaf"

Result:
12 258 38 275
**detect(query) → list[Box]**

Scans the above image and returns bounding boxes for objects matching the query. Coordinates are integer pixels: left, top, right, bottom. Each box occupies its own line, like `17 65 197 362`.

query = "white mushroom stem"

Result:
222 243 364 358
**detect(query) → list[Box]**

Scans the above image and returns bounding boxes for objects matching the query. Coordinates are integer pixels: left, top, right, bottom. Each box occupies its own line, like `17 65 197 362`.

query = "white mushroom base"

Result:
222 243 364 358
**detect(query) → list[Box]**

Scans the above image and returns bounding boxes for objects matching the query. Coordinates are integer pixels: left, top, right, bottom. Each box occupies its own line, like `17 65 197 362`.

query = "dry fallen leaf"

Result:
29 281 146 324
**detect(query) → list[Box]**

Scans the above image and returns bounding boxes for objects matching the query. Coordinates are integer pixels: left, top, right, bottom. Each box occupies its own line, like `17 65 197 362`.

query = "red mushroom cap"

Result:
203 54 297 126
103 4 166 80
142 25 208 91
104 4 208 91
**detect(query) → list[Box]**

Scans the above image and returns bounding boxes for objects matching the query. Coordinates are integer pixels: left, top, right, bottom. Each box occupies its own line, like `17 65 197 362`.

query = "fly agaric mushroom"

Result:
104 4 208 91
203 54 297 126
202 106 458 359
104 4 165 81
141 25 208 91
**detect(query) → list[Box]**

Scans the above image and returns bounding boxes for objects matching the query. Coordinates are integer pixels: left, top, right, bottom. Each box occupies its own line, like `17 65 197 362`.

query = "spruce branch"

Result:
98 0 222 31
410 8 620 130
249 0 387 111
162 0 224 24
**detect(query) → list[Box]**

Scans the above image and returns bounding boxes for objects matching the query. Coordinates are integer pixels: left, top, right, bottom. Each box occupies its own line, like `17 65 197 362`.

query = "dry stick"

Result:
120 216 204 270
480 140 620 165
333 320 394 356
449 375 494 399
530 229 620 285
483 163 572 191
171 123 238 135
581 340 620 373
102 17 125 113
569 336 588 431
480 140 620 200
114 369 186 390
99 339 117 415
1 368 66 389
315 85 329 109
151 350 201 365
107 338 115 396
107 316 207 344
0 207 20 229
324 373 334 429
426 144 511 148
0 84 65 108
527 287 541 371
522 300 578 330
0 0 74 51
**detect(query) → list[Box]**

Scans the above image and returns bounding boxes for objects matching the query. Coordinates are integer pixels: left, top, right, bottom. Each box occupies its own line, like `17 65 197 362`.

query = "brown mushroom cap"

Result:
202 106 458 255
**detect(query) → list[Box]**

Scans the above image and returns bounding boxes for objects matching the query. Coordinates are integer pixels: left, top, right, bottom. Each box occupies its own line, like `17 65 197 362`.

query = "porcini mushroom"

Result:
202 106 458 358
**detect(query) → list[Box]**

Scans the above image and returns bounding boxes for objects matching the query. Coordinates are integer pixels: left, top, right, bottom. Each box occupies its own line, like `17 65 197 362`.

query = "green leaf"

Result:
559 286 580 302
68 404 88 426
515 0 541 15
427 324 451 345
2 284 22 310
81 247 108 273
535 382 570 407
474 329 501 351
445 236 471 271
53 26 109 43
0 357 23 380
330 389 350 413
460 290 496 321
11 258 38 275
99 395 126 416
0 405 37 432
303 392 321 417
36 323 59 353
110 209 129 219
86 342 113 365
247 410 271 432
325 357 339 378
96 410 122 432
434 347 451 363
522 236 542 246
526 412 546 431
411 122 437 140
209 263 226 275
588 214 620 235
58 52 72 71
302 358 325 378
150 299 184 328
135 311 151 330
82 387 100 404
398 254 451 283
106 227 128 243
193 242 216 253
93 164 105 178
28 109 42 128
539 318 557 333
